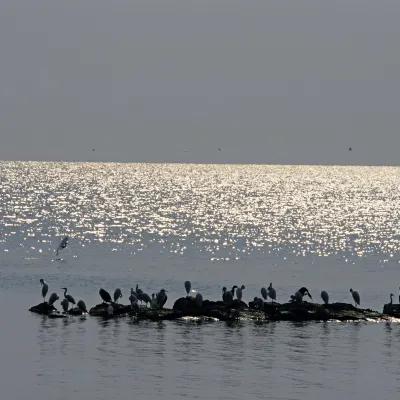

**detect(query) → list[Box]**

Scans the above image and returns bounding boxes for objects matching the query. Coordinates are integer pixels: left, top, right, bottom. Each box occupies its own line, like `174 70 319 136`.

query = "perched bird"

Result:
129 289 137 304
77 300 87 313
222 287 228 301
113 288 122 303
390 293 394 305
107 304 114 317
40 279 49 302
48 292 59 306
184 281 191 296
236 285 245 301
136 284 144 304
321 291 329 305
267 283 276 303
141 293 152 308
293 291 303 303
60 298 69 314
224 290 233 303
255 297 264 311
156 289 168 309
298 287 312 300
350 288 360 308
261 287 268 301
230 285 238 297
195 293 203 307
61 288 76 305
99 288 112 303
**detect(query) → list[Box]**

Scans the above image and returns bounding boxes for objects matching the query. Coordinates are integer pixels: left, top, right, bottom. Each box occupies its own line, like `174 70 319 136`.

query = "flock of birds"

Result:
39 273 369 318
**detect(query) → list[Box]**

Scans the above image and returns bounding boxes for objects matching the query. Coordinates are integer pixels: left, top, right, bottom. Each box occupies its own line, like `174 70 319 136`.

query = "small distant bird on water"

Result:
349 147 352 151
40 279 48 302
350 288 360 308
56 236 69 256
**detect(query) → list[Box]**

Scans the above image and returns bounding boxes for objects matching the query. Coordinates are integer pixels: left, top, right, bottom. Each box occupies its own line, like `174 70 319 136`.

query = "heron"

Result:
48 292 59 306
61 288 76 305
350 288 360 308
298 287 312 300
293 291 303 303
141 293 151 308
184 281 191 295
113 288 122 303
261 287 268 301
56 236 69 256
222 287 228 301
230 285 238 297
156 289 168 309
224 290 233 303
236 285 245 301
39 279 49 302
129 289 137 304
268 283 276 303
195 293 203 307
77 300 87 313
99 288 112 303
321 291 329 305
60 298 69 314
390 293 394 305
107 304 114 317
136 284 144 304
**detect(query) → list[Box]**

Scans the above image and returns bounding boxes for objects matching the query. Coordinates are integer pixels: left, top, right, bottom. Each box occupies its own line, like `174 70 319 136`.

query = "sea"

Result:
1 161 400 400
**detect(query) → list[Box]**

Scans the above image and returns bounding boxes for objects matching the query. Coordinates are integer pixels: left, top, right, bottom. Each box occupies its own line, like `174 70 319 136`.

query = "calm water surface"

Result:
1 162 400 400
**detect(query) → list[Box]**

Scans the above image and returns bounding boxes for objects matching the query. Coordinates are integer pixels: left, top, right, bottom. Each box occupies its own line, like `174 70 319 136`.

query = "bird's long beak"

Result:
308 292 313 299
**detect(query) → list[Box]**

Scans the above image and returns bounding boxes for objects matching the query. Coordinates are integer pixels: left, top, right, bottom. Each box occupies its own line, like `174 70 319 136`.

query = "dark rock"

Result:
29 302 58 315
89 302 131 317
383 303 400 317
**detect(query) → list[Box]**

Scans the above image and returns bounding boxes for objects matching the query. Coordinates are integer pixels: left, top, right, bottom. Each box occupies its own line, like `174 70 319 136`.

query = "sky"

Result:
0 1 399 165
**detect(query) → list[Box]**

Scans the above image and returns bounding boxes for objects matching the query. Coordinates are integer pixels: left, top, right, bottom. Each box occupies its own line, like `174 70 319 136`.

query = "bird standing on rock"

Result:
40 279 48 302
114 288 122 303
321 291 329 305
61 288 76 307
156 289 168 309
350 288 360 308
48 293 59 306
185 281 191 296
77 300 87 313
267 283 276 303
60 298 69 314
236 285 245 301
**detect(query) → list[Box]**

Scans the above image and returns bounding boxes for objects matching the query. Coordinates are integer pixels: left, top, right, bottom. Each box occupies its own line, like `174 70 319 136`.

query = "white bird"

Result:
267 283 276 303
113 288 122 303
60 298 69 314
350 288 360 307
261 287 268 301
40 279 49 302
321 291 329 305
77 300 87 313
195 293 203 307
236 285 245 301
107 304 114 317
61 288 76 306
56 236 69 256
184 281 191 295
48 292 59 306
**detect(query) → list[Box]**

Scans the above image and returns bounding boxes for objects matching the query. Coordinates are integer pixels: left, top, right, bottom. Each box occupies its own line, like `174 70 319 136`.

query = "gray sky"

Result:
0 1 399 165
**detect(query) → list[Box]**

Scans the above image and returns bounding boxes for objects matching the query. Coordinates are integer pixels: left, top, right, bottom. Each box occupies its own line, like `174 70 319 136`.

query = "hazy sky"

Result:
0 1 399 165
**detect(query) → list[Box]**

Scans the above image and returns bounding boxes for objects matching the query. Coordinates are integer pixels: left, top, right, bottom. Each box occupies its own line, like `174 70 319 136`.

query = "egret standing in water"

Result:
267 283 276 303
40 279 49 302
56 236 69 256
236 285 245 301
61 288 76 307
113 288 122 303
350 288 360 308
321 291 329 305
184 281 191 296
48 293 59 306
